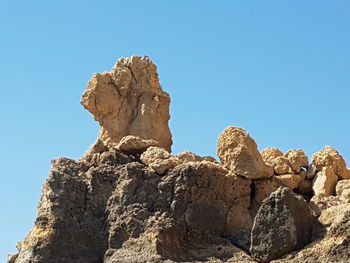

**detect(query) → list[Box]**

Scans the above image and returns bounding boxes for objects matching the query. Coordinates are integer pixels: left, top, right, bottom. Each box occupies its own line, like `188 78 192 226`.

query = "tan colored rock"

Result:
81 56 172 152
312 146 350 179
140 146 171 164
335 179 350 196
275 174 302 190
318 204 350 227
140 146 179 174
149 157 179 174
270 156 294 175
116 135 159 154
176 151 203 163
202 156 217 163
283 149 308 173
339 188 350 203
254 177 284 204
312 167 338 197
309 194 342 215
297 179 313 194
260 147 283 164
226 205 253 233
217 126 273 179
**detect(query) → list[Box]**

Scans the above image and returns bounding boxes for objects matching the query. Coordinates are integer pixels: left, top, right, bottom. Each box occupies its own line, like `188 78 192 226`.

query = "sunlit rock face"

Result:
81 55 172 152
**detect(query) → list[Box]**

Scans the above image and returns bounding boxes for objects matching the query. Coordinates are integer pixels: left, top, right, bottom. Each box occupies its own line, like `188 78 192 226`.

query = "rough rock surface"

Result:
283 149 308 174
12 149 255 263
270 156 293 175
116 135 159 154
336 179 350 202
253 177 284 205
81 56 172 152
176 151 216 163
140 146 180 174
250 187 313 263
312 146 350 179
271 208 350 263
11 57 350 263
275 174 302 190
261 147 283 164
217 126 273 179
312 167 338 197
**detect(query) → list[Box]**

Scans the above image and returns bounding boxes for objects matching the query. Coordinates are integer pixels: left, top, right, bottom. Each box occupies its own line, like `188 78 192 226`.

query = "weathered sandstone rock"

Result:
116 135 159 154
275 173 302 190
318 204 350 227
283 149 308 174
140 146 179 174
261 147 283 164
312 167 338 197
312 146 350 179
81 56 172 152
217 126 273 179
270 156 294 175
250 187 313 263
309 195 342 217
12 56 350 263
336 179 350 196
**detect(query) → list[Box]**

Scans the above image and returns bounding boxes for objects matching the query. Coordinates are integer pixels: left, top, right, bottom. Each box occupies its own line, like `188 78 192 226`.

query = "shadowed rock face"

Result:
81 56 172 152
12 150 254 263
250 187 313 263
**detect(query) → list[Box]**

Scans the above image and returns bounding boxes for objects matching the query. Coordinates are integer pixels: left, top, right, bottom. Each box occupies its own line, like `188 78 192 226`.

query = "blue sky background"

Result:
1 1 350 261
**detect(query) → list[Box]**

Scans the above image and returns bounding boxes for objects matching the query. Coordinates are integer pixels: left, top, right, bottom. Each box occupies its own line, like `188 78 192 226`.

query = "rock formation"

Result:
217 126 273 179
312 146 350 180
81 56 172 152
250 187 313 263
10 56 350 263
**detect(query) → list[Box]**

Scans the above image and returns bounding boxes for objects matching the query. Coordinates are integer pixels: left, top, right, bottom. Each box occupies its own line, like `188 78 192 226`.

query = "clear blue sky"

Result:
1 1 350 261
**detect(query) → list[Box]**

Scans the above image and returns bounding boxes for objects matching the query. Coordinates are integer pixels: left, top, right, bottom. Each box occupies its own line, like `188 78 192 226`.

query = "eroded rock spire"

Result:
81 55 173 152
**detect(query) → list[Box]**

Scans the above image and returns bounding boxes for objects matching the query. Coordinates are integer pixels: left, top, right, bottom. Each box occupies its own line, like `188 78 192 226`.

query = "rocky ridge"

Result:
9 56 350 263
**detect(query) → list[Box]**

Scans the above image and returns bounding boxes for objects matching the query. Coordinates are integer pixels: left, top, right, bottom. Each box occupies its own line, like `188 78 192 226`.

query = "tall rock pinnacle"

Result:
81 56 173 152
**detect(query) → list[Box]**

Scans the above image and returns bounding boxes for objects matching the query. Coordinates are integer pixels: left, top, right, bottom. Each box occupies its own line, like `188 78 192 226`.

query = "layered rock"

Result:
81 56 172 152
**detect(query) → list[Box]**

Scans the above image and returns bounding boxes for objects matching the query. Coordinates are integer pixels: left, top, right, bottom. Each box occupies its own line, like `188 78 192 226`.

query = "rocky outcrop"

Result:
312 146 350 180
261 147 283 164
250 187 313 263
261 148 308 175
13 149 255 263
81 56 172 152
10 56 350 263
217 127 273 179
